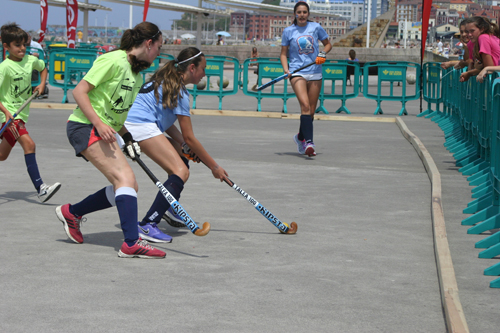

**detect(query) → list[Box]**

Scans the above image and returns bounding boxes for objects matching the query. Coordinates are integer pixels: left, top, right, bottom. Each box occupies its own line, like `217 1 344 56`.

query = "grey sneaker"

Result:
293 134 306 155
38 182 61 203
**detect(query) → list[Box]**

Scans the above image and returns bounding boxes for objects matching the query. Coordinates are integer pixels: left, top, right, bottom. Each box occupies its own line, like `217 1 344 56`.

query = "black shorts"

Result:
67 121 102 160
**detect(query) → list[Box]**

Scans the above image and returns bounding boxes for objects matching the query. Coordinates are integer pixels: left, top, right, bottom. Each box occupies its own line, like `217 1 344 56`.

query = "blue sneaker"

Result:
138 222 172 243
163 206 187 228
293 134 306 155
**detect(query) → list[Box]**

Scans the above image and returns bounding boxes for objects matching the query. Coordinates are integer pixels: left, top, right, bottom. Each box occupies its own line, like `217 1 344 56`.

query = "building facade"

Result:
230 12 349 40
280 0 365 28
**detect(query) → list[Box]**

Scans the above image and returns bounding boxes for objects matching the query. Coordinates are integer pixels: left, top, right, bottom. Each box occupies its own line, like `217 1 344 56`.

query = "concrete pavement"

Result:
0 82 499 332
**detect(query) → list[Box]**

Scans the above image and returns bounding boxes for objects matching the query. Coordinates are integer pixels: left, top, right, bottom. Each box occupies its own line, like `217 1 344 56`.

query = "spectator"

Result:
441 19 472 71
217 35 224 45
460 16 500 82
437 38 443 54
346 49 358 61
250 47 259 91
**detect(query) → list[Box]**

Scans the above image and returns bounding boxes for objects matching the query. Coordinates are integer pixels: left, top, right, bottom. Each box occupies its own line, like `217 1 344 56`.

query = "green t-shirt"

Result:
68 50 143 131
0 55 45 123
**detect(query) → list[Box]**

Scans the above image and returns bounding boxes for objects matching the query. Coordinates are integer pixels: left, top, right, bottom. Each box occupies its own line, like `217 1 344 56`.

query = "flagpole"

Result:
83 0 89 43
366 0 371 48
129 3 133 29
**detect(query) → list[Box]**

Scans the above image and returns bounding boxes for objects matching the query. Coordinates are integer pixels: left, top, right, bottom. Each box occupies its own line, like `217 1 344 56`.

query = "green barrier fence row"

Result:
420 62 500 288
43 52 423 113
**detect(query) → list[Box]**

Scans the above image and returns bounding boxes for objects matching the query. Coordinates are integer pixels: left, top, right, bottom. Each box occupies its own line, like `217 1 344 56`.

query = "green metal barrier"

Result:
187 55 239 110
241 57 295 113
48 48 99 103
362 61 421 115
140 52 174 81
316 60 360 114
473 77 500 288
418 62 444 118
26 46 46 88
419 66 500 288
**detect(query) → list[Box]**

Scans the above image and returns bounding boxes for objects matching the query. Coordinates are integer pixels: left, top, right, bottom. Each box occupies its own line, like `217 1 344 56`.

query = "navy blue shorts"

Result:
67 121 102 159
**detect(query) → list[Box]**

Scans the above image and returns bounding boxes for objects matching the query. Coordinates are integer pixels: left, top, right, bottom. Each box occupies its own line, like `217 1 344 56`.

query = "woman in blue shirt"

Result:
281 1 331 157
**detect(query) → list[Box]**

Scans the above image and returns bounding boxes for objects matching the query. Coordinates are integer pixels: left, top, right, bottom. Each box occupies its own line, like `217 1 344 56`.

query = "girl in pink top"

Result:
460 16 500 82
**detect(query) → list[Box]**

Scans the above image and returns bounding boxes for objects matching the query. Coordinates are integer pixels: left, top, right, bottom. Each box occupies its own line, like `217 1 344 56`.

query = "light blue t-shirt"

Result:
126 81 191 132
281 22 329 74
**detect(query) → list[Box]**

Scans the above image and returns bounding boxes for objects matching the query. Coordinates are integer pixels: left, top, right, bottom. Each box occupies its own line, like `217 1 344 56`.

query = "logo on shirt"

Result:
110 77 136 114
10 70 31 99
296 35 314 55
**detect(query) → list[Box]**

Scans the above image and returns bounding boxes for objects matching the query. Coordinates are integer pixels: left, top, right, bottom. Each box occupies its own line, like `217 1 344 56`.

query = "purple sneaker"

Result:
163 206 187 228
305 142 316 157
293 134 306 155
138 222 172 243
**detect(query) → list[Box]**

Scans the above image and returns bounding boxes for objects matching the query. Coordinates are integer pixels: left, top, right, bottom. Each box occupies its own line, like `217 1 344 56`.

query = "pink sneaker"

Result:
56 204 85 244
305 142 316 157
117 239 166 259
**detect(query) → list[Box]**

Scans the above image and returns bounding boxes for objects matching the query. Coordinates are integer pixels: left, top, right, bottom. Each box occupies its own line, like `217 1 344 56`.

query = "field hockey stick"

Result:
257 60 317 91
0 91 39 136
134 155 210 236
225 178 298 234
440 68 455 82
188 152 297 234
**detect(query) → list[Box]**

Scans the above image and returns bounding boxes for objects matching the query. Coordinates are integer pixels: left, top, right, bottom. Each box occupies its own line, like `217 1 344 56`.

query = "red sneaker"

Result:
117 239 166 259
56 204 85 244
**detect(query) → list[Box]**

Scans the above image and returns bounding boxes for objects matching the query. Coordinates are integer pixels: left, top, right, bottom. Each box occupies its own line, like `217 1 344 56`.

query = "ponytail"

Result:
119 21 161 51
150 47 204 109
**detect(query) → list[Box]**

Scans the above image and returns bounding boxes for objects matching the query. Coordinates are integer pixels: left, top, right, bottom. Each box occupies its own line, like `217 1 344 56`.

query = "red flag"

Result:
143 0 150 21
66 0 78 48
421 0 433 62
39 0 48 43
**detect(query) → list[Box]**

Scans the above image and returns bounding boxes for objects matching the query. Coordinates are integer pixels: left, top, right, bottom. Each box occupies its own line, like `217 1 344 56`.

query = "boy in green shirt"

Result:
0 23 60 203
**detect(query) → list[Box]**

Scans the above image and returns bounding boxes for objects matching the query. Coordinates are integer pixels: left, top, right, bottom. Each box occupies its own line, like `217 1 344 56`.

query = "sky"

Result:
0 0 261 32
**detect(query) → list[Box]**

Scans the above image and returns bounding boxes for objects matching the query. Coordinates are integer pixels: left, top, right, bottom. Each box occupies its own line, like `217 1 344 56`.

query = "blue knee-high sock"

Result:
300 115 313 143
70 185 115 217
25 153 43 192
297 128 304 141
115 187 139 247
140 174 185 225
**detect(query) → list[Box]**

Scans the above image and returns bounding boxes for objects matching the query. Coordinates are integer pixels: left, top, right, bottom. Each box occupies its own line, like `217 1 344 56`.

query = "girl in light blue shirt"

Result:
281 1 331 157
125 47 229 243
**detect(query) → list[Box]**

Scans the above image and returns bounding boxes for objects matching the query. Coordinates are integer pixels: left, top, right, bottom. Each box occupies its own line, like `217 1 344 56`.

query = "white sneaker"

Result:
38 182 61 203
293 134 306 155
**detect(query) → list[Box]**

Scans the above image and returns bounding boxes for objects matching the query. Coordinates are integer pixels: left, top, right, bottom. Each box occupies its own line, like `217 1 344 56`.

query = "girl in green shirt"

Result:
55 22 166 259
